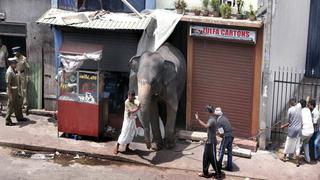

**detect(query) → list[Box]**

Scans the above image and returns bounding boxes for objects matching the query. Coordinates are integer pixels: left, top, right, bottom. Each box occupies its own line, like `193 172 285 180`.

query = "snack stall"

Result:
57 48 108 137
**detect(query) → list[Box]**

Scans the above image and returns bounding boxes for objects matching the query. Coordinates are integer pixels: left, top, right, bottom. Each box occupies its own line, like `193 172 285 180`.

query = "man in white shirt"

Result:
300 99 314 163
308 99 320 160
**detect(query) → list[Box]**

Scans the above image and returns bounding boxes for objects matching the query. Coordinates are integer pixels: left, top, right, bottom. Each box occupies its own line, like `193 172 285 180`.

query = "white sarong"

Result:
117 114 137 145
283 136 301 155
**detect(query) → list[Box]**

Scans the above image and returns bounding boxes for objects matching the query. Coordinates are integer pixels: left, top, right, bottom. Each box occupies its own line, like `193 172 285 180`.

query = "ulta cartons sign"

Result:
190 25 256 44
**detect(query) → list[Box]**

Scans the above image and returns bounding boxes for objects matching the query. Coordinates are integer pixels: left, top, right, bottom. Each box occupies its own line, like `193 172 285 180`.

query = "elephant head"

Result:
129 51 177 150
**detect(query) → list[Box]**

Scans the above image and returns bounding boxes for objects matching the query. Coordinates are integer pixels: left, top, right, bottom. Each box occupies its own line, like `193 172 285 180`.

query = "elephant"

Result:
129 42 186 150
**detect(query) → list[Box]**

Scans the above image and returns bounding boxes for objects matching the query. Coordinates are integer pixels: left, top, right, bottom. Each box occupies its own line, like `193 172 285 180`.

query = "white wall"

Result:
269 0 311 71
156 0 259 11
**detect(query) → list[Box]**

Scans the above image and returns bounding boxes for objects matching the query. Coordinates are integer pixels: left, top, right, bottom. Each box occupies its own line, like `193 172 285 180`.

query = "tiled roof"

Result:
37 8 151 30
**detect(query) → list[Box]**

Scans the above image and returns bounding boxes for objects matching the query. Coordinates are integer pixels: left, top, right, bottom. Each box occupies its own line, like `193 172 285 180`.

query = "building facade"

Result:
0 0 55 109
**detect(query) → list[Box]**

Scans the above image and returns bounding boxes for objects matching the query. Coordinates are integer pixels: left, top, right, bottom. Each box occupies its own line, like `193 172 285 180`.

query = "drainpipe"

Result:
51 0 57 8
259 0 273 150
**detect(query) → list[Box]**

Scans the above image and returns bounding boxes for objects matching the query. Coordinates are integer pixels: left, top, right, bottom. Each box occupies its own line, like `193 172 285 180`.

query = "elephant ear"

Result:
129 55 140 73
163 60 177 86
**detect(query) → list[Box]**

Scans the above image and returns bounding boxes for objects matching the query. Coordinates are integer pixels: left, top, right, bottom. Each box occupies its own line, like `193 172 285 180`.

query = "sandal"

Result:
198 173 211 178
280 157 288 162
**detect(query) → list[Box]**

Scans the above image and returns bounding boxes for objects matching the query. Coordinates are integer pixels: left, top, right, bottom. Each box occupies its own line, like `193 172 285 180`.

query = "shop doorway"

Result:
0 35 26 92
103 71 129 129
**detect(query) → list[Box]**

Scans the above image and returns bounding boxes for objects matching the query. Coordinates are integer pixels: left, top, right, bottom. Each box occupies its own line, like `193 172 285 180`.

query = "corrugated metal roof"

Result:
37 8 151 30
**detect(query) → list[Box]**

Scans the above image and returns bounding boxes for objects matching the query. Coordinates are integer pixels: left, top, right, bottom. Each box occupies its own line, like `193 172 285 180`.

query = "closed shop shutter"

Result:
63 31 140 72
192 39 255 138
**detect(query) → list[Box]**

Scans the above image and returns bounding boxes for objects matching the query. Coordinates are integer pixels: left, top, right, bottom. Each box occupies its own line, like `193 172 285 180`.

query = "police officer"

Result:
12 46 29 111
5 57 27 126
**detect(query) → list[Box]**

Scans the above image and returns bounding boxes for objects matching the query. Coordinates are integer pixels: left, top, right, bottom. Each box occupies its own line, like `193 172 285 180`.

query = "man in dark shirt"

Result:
215 107 234 172
195 105 222 179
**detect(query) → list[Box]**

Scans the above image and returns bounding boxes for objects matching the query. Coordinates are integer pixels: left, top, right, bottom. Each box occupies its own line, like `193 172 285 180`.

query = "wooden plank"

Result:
231 147 252 158
186 26 194 130
178 130 207 141
251 28 264 137
178 130 253 157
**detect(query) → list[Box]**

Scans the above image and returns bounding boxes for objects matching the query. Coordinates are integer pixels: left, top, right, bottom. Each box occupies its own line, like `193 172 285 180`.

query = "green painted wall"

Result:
27 63 43 109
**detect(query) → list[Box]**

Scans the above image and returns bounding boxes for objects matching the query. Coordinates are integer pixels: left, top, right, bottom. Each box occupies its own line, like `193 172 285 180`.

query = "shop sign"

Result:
78 71 98 104
190 25 256 44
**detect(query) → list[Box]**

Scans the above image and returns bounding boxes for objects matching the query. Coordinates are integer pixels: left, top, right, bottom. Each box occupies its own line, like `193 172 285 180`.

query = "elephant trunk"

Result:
137 82 152 149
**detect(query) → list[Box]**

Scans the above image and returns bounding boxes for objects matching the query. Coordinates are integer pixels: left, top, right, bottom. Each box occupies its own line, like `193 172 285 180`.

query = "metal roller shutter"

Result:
192 38 255 138
63 31 141 72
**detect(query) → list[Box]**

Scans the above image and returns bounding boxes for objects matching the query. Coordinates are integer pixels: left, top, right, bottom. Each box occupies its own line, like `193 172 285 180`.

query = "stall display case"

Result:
57 70 107 137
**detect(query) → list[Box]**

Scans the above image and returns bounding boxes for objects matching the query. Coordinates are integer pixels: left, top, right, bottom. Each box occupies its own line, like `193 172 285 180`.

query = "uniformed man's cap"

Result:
12 46 21 55
8 57 18 64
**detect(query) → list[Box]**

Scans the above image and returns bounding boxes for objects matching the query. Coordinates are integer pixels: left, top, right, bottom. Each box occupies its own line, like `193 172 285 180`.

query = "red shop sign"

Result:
190 25 256 44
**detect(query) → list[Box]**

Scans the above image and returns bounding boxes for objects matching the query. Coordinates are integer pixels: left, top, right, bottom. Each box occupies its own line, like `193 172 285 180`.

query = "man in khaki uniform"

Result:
12 46 30 110
0 39 8 92
5 57 27 126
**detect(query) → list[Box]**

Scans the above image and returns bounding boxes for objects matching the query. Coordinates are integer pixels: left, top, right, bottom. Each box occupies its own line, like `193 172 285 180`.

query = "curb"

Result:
0 141 147 166
0 141 264 179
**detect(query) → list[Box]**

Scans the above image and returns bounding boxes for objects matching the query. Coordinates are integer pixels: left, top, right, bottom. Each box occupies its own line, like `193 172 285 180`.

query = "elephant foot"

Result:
164 138 176 149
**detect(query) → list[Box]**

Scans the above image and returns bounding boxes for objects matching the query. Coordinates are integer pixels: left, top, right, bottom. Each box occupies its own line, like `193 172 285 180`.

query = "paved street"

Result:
0 114 319 179
0 147 243 180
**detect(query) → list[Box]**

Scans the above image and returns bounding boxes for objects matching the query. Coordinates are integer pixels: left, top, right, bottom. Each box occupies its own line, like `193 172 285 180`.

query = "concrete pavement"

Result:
1 146 239 180
0 114 319 179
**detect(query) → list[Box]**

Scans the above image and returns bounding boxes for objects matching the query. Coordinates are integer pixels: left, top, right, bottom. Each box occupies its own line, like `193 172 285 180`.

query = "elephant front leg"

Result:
150 99 163 150
140 116 151 149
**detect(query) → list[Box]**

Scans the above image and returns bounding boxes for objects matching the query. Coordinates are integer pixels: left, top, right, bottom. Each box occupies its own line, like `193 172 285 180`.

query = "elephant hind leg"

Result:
164 102 178 149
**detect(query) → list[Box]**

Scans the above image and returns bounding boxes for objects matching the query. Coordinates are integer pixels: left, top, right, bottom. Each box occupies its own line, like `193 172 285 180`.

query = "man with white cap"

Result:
12 46 29 111
5 57 27 126
214 107 234 172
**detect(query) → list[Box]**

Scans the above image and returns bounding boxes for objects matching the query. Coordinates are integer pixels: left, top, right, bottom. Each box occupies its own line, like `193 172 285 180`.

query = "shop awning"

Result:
37 8 152 30
59 40 103 72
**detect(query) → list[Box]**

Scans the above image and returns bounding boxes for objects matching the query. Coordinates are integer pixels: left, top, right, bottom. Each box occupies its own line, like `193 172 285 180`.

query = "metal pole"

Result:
121 0 143 18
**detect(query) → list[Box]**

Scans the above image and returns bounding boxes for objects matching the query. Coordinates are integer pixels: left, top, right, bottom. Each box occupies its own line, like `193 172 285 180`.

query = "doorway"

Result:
0 35 26 92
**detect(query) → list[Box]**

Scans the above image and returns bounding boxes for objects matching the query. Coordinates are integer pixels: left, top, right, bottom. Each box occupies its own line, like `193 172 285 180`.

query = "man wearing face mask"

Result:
214 107 234 172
